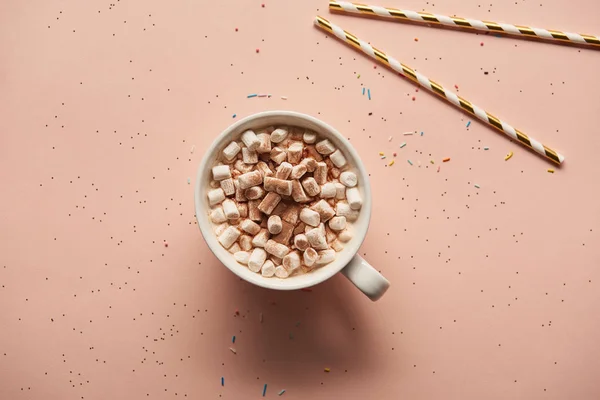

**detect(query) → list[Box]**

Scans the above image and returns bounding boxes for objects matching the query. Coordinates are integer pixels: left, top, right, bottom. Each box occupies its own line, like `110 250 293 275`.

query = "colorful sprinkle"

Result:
256 48 260 53
437 166 440 172
164 241 168 247
263 384 268 396
278 389 286 396
380 156 386 160
393 152 397 157
403 131 414 136
357 74 361 79
258 94 268 98
187 178 190 184
388 160 395 166
362 87 365 95
400 142 407 148
547 169 555 173
454 84 459 89
474 184 480 188
412 96 416 101
229 347 237 354
484 147 489 150
235 28 238 32
430 160 434 164
221 377 224 386
414 37 419 42
505 151 514 161
261 3 265 7
190 145 196 153
379 152 384 156
324 368 331 372
232 335 236 343
466 121 471 127
368 89 371 100
232 114 237 118
420 131 424 136
247 94 258 98
443 158 451 162
480 42 484 46
407 159 413 166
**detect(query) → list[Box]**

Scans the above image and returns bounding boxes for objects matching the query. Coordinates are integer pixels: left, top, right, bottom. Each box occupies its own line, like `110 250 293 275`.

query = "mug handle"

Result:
340 255 390 301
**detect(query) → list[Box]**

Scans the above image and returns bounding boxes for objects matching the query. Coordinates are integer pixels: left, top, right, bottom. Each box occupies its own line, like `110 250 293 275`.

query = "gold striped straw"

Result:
329 1 600 48
314 16 565 164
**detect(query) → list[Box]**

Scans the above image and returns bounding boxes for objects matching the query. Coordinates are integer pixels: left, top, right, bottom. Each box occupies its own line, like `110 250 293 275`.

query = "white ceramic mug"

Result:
195 111 390 301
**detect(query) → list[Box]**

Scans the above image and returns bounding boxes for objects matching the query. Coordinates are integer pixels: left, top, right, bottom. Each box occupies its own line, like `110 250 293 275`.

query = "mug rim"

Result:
194 110 372 290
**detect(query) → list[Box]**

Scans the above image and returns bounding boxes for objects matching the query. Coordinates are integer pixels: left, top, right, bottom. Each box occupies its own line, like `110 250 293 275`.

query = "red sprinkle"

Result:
480 42 484 46
412 96 416 101
415 89 419 92
235 28 238 32
235 309 240 315
373 65 377 69
454 84 459 89
164 242 168 247
261 3 265 7
393 152 397 157
256 48 260 53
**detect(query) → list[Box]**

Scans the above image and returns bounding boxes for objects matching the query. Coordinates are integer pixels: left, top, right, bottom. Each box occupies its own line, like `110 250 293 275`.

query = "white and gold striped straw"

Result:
314 16 565 164
329 1 600 48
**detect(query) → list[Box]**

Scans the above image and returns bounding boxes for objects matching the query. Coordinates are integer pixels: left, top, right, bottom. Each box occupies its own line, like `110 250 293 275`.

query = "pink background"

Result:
1 0 600 399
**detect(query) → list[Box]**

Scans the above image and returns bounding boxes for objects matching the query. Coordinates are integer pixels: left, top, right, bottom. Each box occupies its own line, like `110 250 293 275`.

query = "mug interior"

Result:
195 111 372 290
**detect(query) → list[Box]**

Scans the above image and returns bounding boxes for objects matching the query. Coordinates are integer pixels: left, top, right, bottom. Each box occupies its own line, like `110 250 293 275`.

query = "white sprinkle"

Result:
403 131 414 136
380 156 386 159
187 178 190 184
388 136 393 142
281 96 288 100
190 145 195 154
229 347 237 354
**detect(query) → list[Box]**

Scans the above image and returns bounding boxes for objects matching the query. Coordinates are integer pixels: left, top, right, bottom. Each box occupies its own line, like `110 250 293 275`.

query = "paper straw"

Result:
329 1 600 49
314 16 564 164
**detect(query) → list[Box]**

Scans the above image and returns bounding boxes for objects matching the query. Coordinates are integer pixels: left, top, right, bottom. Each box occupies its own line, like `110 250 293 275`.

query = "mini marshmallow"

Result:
257 192 281 215
302 177 321 196
314 162 328 185
294 234 309 251
234 180 247 202
270 147 287 164
256 161 274 177
270 128 289 143
265 239 290 258
222 199 240 220
239 235 253 251
271 201 287 217
330 239 344 252
293 222 306 235
300 208 320 227
334 182 346 200
238 171 263 189
304 145 324 161
267 215 283 234
329 149 347 168
238 203 248 218
325 226 337 243
306 227 328 250
228 242 241 254
251 229 270 247
315 139 336 155
316 249 336 266
223 141 241 161
346 187 362 210
300 157 318 172
208 188 226 205
311 200 335 222
220 178 235 196
210 180 221 188
256 133 272 154
242 148 259 164
274 265 289 278
280 204 300 225
328 216 346 231
291 180 310 203
275 162 293 179
210 207 227 224
330 167 341 179
214 222 229 236
338 229 353 242
244 186 265 200
218 226 241 249
241 130 260 151
335 201 360 222
303 131 317 144
320 182 337 199
287 142 304 164
339 171 358 187
303 248 318 267
263 177 292 196
234 251 250 264
248 200 262 221
270 256 282 266
271 221 294 245
283 251 301 272
240 219 261 235
212 165 231 181
234 159 254 174
248 248 267 272
290 164 307 180
261 260 276 277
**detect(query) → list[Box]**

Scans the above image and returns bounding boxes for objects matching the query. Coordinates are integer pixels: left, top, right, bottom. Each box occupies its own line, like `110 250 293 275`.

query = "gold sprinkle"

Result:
379 152 385 156
324 368 331 372
547 169 555 173
388 160 395 166
505 151 514 161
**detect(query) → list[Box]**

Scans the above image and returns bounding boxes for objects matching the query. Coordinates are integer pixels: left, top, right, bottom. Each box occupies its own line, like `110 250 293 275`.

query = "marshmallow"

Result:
244 186 265 200
300 208 320 227
338 229 353 242
329 149 347 168
283 251 301 272
294 234 310 251
248 248 267 272
240 218 261 235
339 171 357 187
346 187 362 210
275 162 293 179
263 177 292 196
208 188 226 205
314 162 328 185
274 265 289 278
212 165 231 181
335 201 360 222
328 216 346 231
218 226 241 249
210 180 221 188
320 182 337 199
330 167 341 179
291 180 310 203
242 148 259 164
334 182 346 200
210 207 227 224
287 142 304 164
234 159 253 174
315 139 336 155
302 177 321 196
290 126 305 140
303 248 318 267
239 235 253 251
234 179 247 202
220 178 235 196
290 164 307 180
234 251 250 264
256 161 274 177
325 226 337 243
304 145 324 161
238 171 263 189
257 192 281 215
293 222 306 235
261 260 276 277
316 249 336 266
270 256 282 266
214 222 229 236
311 200 335 222
267 215 283 234
265 239 290 258
239 203 248 218
331 239 344 252
271 201 287 217
306 227 328 250
241 130 260 151
228 243 241 254
300 157 318 172
270 128 289 143
280 204 300 224
256 133 272 154
248 199 262 221
272 220 294 245
222 199 240 220
303 131 317 144
270 147 287 164
251 229 270 247
222 141 241 161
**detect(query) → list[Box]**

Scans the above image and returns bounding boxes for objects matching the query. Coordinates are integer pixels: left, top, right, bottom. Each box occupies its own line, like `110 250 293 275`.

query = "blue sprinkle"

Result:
247 94 258 98
232 114 237 118
263 384 268 397
407 159 413 166
420 131 424 136
368 89 371 100
221 377 224 386
466 121 471 127
362 87 365 95
232 335 236 343
187 178 190 184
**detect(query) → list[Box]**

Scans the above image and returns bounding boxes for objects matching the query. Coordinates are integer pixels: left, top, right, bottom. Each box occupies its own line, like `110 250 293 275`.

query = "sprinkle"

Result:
400 142 407 148
259 312 263 323
190 145 196 153
393 152 397 157
235 28 238 32
362 87 365 95
484 147 489 150
278 389 286 396
261 3 265 7
454 84 459 89
547 169 555 173
232 114 237 118
412 96 416 101
221 377 224 386
388 136 393 142
474 184 480 189
367 89 371 100
164 241 168 247
505 151 513 161
466 121 471 127
263 384 268 397
229 347 236 354
232 335 236 343
437 166 440 172
388 160 395 166
247 94 258 98
379 152 384 156
256 48 260 53
420 131 424 136
407 159 413 166
480 42 484 46
357 74 361 79
281 96 288 100
414 37 419 42
268 94 272 98
403 132 414 136
373 65 377 69
324 368 331 372
418 160 421 167
443 158 451 162
187 178 190 184
258 94 268 98
380 156 386 160
430 160 434 164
